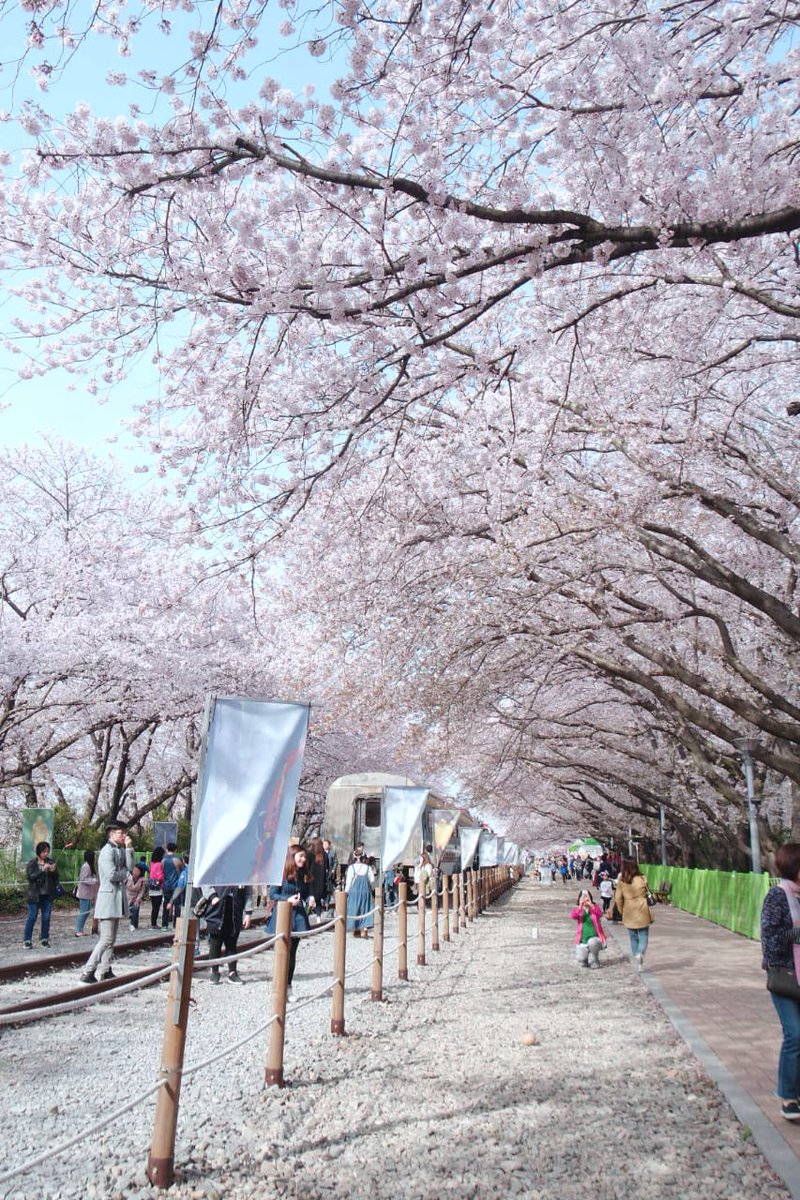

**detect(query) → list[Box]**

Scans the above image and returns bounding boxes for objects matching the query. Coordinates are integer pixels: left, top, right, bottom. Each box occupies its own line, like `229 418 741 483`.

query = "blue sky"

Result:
0 4 340 470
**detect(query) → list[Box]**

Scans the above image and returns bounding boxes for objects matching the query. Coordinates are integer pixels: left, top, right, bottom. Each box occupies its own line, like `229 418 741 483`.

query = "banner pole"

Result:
146 916 197 1189
431 873 440 952
371 880 384 1001
331 889 347 1034
417 877 426 965
398 880 408 980
264 901 291 1086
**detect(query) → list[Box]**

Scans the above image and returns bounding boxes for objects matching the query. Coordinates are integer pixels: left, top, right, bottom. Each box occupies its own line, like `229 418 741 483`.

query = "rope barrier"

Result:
180 1012 281 1078
0 1079 166 1186
0 962 177 1026
0 874 510 1192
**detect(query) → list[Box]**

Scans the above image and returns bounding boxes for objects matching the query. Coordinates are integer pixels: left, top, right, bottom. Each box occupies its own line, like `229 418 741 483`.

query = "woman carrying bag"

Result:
611 858 654 970
760 842 800 1122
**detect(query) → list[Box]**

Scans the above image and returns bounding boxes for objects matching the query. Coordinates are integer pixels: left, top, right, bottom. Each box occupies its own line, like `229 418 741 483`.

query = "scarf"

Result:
779 880 800 981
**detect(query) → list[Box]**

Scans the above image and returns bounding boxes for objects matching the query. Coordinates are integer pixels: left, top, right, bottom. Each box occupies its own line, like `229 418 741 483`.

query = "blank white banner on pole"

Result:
479 831 498 867
382 786 429 867
193 696 310 887
432 808 461 857
502 841 517 865
460 826 481 871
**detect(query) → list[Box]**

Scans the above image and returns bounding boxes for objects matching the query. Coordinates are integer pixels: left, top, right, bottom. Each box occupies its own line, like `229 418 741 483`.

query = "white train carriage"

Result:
322 772 480 874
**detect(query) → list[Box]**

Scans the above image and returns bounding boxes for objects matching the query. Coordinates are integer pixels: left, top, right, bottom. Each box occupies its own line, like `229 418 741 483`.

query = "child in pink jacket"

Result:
570 889 607 969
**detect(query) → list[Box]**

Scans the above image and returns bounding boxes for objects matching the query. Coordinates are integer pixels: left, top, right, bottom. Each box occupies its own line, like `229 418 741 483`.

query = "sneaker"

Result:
23 940 32 949
99 969 115 981
210 972 221 985
40 939 50 948
80 971 97 984
286 986 294 1002
781 1100 800 1121
129 925 137 932
227 972 244 984
589 961 600 969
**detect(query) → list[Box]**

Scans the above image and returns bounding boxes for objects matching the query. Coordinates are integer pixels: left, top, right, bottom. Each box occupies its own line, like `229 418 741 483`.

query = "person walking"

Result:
203 886 253 984
322 838 338 905
346 852 375 937
598 871 614 914
24 841 60 948
266 845 314 1000
570 888 607 969
160 843 182 928
148 847 165 927
74 850 98 937
612 858 653 970
80 821 134 983
760 842 800 1122
413 850 433 902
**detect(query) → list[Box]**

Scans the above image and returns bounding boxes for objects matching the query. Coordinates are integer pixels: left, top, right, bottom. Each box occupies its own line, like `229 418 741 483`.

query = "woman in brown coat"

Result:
612 859 653 970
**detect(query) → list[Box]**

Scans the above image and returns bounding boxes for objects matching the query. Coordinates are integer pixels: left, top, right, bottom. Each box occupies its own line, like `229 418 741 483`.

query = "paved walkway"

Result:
606 896 800 1197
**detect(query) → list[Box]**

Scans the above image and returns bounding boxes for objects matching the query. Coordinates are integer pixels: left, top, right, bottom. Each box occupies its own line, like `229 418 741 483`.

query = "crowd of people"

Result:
19 828 800 1126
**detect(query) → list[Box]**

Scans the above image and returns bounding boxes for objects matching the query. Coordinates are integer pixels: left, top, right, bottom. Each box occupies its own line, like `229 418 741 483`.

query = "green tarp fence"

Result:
0 848 152 889
640 863 772 941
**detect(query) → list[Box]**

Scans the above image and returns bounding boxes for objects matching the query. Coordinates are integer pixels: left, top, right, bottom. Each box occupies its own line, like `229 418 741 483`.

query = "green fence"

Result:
640 864 772 941
0 848 152 889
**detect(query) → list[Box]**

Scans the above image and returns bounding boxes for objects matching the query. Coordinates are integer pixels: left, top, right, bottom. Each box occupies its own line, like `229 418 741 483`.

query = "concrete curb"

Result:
608 922 800 1200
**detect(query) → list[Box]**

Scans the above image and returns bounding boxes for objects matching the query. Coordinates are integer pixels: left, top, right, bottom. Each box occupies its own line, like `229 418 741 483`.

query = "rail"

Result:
0 864 520 1192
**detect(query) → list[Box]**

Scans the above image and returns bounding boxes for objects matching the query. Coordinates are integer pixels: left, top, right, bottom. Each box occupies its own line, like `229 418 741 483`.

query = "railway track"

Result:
0 928 276 1023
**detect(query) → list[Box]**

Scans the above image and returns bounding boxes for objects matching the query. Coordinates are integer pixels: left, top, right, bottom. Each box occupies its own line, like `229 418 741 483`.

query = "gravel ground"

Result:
0 881 791 1200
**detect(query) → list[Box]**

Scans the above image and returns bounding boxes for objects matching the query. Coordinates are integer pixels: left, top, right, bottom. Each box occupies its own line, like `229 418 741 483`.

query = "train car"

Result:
322 772 479 873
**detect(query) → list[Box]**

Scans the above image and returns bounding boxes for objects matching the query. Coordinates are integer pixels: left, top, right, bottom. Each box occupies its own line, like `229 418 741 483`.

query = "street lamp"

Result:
733 737 762 874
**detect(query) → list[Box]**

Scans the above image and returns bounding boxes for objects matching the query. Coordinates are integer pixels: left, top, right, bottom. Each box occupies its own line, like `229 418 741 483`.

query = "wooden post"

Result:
466 871 473 922
146 916 197 1190
371 883 384 1001
398 880 408 980
431 874 440 951
442 873 450 942
417 877 427 965
264 901 291 1085
451 873 460 935
331 889 347 1034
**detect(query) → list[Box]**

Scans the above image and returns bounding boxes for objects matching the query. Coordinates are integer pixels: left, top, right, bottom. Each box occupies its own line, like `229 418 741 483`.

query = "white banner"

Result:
460 826 481 871
192 696 310 886
382 786 429 867
502 840 518 865
431 808 461 858
479 831 498 867
496 837 506 865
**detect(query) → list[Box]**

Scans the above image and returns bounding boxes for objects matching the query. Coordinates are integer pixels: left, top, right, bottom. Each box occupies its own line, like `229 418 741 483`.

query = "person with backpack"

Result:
160 843 182 929
148 847 165 928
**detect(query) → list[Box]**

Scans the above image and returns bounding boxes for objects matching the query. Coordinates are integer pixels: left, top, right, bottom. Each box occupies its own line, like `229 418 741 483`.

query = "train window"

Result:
363 799 381 828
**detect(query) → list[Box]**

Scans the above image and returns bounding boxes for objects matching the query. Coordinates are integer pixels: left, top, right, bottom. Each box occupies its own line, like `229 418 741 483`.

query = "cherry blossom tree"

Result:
1 1 798 856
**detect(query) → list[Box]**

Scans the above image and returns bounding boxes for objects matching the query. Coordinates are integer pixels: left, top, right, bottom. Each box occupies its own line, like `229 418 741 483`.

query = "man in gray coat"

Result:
80 820 134 983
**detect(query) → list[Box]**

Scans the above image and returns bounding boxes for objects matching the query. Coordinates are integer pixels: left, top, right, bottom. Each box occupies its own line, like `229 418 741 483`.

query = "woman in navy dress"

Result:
266 845 314 998
345 853 375 937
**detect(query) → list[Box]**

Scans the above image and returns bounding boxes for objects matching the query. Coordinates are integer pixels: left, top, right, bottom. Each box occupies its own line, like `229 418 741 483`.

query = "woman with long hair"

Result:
612 859 653 970
266 844 314 999
761 843 800 1121
74 849 97 937
148 846 165 929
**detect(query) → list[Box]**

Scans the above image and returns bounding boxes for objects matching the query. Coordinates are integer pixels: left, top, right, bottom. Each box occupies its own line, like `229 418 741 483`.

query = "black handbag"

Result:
766 966 800 1001
54 882 65 899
